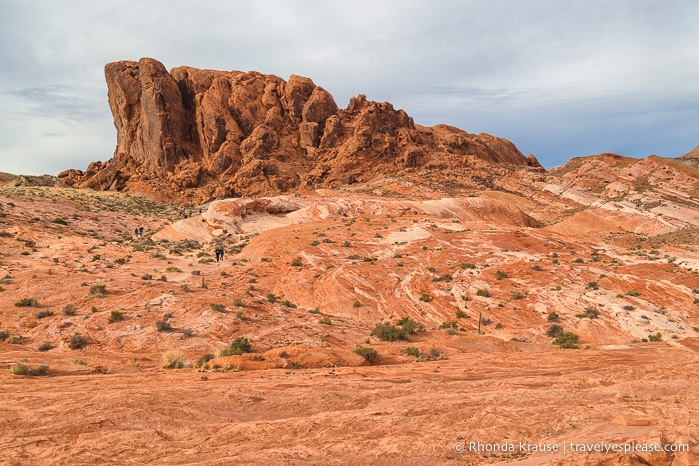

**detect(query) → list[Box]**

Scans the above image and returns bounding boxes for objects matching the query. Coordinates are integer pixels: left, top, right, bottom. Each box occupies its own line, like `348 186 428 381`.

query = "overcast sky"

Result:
1 0 698 175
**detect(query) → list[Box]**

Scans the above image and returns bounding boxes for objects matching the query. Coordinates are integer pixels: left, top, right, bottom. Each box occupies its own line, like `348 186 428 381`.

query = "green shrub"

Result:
354 345 378 363
476 289 490 298
546 324 564 337
456 310 469 319
162 350 191 369
233 298 245 308
511 291 525 300
626 290 641 296
68 334 87 350
418 293 432 302
210 303 226 313
372 323 405 342
290 258 302 267
318 317 332 325
547 312 560 322
141 273 153 280
353 300 362 308
52 217 68 225
587 281 599 290
156 317 172 332
229 337 251 355
576 307 599 319
62 304 76 316
109 310 124 322
553 332 579 349
196 353 215 367
267 293 277 303
439 321 458 330
15 298 40 308
460 262 476 269
397 317 424 334
433 273 453 282
401 346 421 358
648 332 662 342
89 284 107 296
38 342 53 352
280 299 297 308
495 270 508 280
35 310 54 319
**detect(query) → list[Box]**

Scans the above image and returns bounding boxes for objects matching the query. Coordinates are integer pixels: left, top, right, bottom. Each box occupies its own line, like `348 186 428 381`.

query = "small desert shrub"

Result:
196 353 215 367
165 266 182 272
553 332 579 349
62 304 76 316
419 293 432 302
280 299 297 308
623 305 636 311
511 291 525 300
89 284 107 296
587 281 599 290
401 346 421 358
397 317 425 335
141 273 153 280
318 317 332 325
372 323 405 342
433 273 453 282
15 298 40 308
0 330 9 342
182 328 193 338
233 298 245 308
9 360 49 376
229 337 251 355
530 265 544 271
210 303 226 313
38 342 54 352
310 240 320 246
547 324 564 338
290 258 302 267
440 321 458 331
480 317 492 326
648 332 662 342
36 310 54 319
576 307 599 319
547 312 560 322
460 262 476 269
571 257 584 263
495 270 508 280
68 334 88 350
455 310 469 319
476 289 490 298
162 350 191 369
156 317 172 332
267 293 277 303
109 310 124 322
353 300 362 308
52 217 68 225
626 290 641 296
354 345 378 363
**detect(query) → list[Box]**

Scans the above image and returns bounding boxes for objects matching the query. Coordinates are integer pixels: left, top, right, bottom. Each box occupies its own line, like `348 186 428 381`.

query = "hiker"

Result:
138 226 144 236
215 248 221 263
219 248 224 261
134 228 139 237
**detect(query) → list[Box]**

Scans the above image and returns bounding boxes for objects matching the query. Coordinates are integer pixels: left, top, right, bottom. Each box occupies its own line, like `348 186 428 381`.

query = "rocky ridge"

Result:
59 58 540 203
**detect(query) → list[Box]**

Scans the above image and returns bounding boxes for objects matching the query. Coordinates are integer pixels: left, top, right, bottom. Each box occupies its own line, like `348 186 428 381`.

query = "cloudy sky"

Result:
1 0 698 175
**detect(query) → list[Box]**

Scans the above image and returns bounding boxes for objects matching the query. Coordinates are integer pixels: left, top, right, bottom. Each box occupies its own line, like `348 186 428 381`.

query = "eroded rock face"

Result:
62 57 540 203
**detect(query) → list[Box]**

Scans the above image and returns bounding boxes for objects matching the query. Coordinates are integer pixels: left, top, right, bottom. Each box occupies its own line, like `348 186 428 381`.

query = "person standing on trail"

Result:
138 226 144 236
219 248 225 261
134 228 139 237
215 248 221 263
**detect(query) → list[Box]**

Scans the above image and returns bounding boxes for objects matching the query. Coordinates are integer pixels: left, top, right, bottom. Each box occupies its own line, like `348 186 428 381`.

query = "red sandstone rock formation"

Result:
59 58 541 203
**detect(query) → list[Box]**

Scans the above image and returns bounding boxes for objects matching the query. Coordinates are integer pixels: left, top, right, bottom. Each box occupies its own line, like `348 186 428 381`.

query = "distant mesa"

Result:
58 57 541 204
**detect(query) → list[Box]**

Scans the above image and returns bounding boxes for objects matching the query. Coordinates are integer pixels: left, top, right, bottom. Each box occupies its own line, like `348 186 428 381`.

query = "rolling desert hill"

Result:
2 59 699 465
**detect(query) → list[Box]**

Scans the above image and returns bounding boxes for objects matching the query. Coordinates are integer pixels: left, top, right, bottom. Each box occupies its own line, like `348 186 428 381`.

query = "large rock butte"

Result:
59 57 541 203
